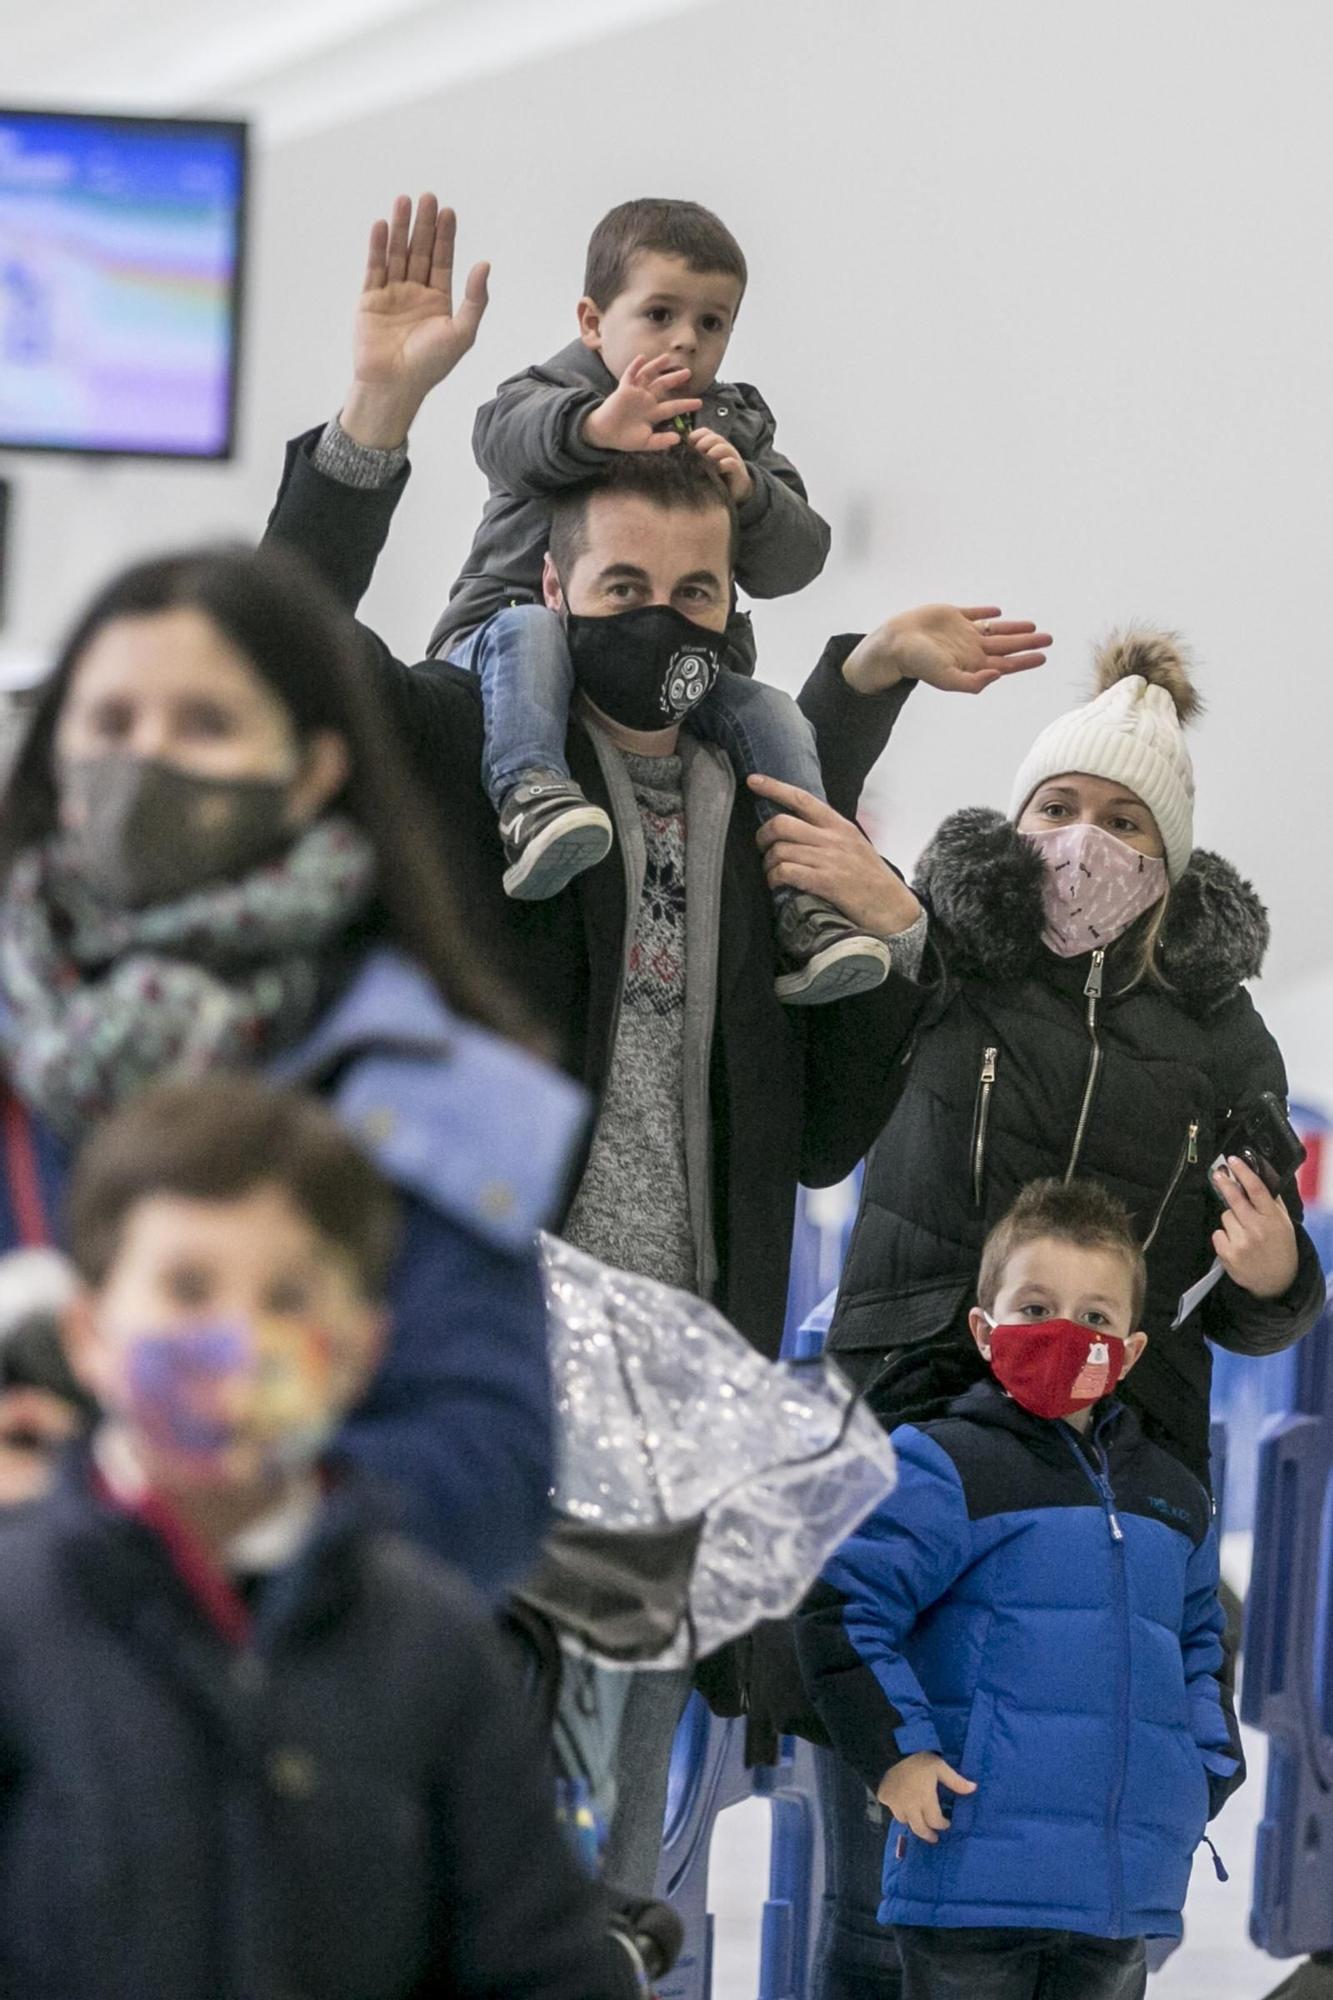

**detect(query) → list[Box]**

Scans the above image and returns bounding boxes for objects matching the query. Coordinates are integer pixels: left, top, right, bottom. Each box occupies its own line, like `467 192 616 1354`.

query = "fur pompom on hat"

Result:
1008 629 1201 881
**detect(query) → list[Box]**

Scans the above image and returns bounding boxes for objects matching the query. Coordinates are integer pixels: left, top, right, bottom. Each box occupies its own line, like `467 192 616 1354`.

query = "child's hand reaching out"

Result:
583 355 702 451
689 426 754 503
877 1752 977 1843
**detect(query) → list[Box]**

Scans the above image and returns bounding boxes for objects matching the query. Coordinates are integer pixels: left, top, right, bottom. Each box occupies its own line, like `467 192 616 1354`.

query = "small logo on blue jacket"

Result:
1147 1494 1192 1526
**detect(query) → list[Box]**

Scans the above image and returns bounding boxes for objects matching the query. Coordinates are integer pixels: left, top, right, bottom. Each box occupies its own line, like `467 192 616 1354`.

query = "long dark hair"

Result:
0 541 538 1050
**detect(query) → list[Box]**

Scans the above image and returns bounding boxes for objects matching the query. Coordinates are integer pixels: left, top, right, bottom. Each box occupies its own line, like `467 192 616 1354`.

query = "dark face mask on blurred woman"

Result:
56 755 295 908
564 604 728 733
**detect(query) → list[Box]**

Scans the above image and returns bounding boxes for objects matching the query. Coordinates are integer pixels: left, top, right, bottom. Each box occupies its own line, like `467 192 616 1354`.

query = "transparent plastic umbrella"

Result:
520 1235 897 1669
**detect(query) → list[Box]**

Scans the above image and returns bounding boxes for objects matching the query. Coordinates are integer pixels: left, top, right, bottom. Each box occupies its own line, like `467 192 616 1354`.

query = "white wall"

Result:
3 0 1331 1095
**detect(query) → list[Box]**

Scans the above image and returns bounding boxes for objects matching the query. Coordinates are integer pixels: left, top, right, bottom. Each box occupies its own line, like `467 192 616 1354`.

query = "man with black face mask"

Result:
265 193 1051 1892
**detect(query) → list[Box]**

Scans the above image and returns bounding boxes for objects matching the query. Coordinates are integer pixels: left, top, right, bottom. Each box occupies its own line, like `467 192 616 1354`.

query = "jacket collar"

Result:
51 1444 381 1664
943 1376 1136 1464
268 948 454 1083
914 807 1269 1012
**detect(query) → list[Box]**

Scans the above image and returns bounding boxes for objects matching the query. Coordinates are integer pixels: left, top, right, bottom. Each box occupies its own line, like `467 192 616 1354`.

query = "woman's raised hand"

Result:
340 195 490 449
842 604 1053 697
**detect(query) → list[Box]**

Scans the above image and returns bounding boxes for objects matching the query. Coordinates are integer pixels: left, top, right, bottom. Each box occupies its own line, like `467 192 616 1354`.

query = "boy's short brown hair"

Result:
977 1178 1147 1328
68 1077 400 1296
584 198 747 309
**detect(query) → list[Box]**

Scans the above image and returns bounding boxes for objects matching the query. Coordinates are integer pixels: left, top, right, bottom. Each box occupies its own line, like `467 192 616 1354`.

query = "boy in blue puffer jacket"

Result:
798 1178 1244 2000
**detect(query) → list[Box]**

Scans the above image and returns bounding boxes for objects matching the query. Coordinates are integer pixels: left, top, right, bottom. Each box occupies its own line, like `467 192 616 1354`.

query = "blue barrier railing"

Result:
650 1178 861 2000
1243 1285 1333 1958
655 1702 824 2000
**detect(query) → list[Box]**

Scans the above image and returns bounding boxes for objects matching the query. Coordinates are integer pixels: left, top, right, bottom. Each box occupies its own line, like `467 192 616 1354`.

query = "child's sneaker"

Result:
499 771 614 900
774 892 891 1005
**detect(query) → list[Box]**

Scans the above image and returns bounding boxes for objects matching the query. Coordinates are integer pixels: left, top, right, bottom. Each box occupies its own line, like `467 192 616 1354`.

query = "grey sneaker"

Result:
499 770 613 900
774 892 891 1005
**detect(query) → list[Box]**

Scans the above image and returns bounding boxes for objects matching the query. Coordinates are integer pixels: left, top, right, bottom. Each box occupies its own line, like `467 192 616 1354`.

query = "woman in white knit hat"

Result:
800 631 1326 2000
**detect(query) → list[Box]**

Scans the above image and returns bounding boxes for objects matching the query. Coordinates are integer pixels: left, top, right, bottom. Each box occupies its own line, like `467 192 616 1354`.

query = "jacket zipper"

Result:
971 1047 999 1206
1060 1417 1129 1933
1143 1119 1200 1254
1064 950 1105 1182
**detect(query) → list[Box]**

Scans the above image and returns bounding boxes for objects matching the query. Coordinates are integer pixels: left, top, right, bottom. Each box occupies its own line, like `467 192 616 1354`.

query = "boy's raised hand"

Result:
843 604 1052 697
876 1751 977 1843
689 426 754 502
583 354 703 452
341 194 490 450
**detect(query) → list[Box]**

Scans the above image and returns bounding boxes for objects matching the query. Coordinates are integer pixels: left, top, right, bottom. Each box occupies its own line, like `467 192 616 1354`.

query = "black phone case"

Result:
1212 1092 1306 1197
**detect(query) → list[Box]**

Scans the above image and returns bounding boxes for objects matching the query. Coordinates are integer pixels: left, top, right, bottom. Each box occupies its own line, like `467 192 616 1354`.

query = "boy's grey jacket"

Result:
428 338 832 663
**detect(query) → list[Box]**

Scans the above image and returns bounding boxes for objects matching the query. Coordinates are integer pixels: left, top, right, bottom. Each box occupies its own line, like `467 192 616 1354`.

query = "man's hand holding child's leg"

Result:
877 1752 977 1844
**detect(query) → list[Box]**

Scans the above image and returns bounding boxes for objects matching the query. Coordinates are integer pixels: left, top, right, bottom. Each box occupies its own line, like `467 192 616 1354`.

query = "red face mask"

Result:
984 1316 1125 1420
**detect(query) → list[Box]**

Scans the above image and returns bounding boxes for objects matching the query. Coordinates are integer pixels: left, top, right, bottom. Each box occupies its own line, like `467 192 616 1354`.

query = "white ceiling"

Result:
0 0 719 144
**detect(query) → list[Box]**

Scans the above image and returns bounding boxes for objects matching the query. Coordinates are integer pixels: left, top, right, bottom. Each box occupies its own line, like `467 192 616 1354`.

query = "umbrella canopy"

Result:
522 1235 897 1668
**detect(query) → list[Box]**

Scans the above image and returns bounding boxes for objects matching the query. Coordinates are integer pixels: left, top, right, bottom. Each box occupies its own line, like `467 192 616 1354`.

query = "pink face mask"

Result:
1025 821 1167 959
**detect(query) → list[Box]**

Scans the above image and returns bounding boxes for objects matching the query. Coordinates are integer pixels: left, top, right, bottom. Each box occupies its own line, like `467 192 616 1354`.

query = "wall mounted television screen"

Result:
0 109 248 460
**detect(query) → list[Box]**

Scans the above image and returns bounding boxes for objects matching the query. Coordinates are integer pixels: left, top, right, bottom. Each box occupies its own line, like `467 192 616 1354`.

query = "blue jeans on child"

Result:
450 604 827 815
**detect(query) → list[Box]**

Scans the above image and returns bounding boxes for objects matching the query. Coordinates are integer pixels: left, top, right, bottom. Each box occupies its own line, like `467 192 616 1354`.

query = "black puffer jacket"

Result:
828 808 1326 1483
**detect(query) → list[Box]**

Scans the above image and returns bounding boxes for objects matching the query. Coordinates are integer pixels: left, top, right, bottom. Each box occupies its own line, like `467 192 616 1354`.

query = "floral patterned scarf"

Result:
0 815 376 1140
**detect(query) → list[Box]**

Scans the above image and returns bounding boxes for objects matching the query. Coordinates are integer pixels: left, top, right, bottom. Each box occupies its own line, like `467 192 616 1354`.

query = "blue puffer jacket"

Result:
0 949 586 1597
797 1381 1243 1940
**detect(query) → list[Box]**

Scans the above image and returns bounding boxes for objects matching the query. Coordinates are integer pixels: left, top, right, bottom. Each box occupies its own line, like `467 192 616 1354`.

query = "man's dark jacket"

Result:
829 807 1327 1483
267 431 925 1358
0 1463 637 1999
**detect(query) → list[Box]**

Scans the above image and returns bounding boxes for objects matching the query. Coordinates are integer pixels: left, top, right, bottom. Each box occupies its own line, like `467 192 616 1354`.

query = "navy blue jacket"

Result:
0 949 586 1598
0 1459 636 1999
797 1382 1243 1940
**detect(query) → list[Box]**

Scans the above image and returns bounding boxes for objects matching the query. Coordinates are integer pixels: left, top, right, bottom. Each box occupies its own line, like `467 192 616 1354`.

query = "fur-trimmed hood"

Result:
915 808 1270 1011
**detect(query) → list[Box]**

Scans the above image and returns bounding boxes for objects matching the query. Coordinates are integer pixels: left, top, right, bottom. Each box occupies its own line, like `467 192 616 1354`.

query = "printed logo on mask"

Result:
565 604 728 734
661 645 721 720
1068 1340 1114 1402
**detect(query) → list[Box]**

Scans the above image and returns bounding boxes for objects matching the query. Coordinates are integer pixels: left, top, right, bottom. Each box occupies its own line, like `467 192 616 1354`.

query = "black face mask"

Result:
56 755 295 908
564 604 728 733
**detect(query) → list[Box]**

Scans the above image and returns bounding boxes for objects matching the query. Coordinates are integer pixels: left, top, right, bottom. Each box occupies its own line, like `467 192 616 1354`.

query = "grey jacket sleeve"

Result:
312 416 408 490
472 366 615 499
731 385 833 599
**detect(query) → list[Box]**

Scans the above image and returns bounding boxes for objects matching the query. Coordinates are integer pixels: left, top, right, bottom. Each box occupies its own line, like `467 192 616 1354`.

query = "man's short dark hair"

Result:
584 198 747 309
69 1077 400 1297
977 1178 1147 1328
548 447 739 582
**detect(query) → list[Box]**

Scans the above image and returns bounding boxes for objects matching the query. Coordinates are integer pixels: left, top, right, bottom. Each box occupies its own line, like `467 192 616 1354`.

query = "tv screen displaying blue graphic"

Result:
0 110 248 460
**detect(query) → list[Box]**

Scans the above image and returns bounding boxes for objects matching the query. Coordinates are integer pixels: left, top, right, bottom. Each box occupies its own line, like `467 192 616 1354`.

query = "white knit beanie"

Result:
1008 630 1201 881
